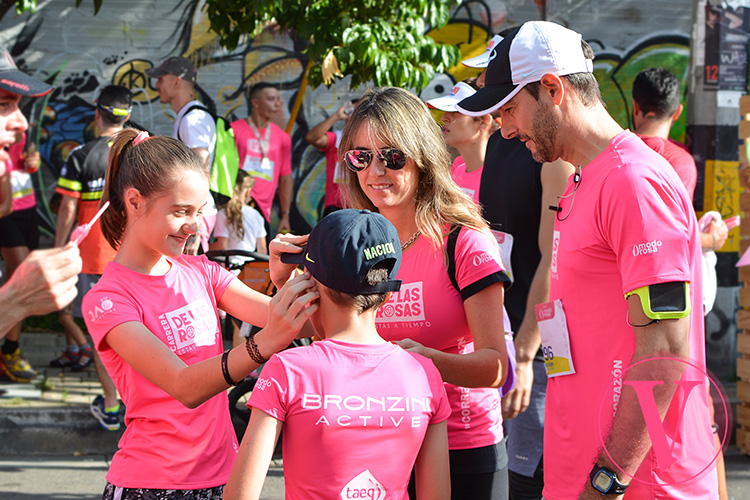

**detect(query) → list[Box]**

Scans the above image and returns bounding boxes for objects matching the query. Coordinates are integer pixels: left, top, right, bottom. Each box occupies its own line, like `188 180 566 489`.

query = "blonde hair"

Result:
222 170 253 240
100 129 207 249
339 87 486 248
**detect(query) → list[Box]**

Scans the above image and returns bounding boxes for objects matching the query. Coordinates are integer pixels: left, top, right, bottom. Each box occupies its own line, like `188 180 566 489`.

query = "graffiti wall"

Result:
0 0 697 235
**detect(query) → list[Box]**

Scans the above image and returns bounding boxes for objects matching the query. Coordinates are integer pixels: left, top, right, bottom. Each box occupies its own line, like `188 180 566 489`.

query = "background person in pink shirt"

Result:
0 44 81 340
632 67 729 256
232 83 293 234
336 87 510 500
225 209 451 500
304 101 354 217
426 78 499 205
83 129 318 499
0 132 44 382
458 21 717 499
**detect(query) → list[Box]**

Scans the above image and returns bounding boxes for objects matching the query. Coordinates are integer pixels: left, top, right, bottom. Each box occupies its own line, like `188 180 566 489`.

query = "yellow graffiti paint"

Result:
701 160 741 252
427 22 490 83
185 6 218 59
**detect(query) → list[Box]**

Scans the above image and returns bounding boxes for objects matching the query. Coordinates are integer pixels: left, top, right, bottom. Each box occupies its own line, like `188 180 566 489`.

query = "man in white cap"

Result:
459 31 573 500
0 45 82 342
146 56 217 253
458 21 716 499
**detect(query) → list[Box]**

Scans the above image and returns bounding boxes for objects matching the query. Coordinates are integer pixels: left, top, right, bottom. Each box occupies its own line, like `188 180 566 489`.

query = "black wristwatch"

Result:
590 465 629 495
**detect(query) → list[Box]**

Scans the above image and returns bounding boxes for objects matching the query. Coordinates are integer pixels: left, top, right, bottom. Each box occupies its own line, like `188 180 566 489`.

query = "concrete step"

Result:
0 406 122 456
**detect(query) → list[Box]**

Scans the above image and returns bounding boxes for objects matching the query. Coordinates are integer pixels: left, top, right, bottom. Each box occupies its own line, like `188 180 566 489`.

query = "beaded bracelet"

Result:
221 349 241 386
246 333 268 364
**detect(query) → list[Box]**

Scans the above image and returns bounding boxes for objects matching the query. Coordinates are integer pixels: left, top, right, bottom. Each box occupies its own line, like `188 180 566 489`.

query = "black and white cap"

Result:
0 45 53 97
456 21 594 116
461 34 504 68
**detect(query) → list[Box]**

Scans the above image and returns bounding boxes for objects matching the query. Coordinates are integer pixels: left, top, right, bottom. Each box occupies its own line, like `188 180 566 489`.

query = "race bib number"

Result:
491 230 514 283
243 156 274 181
535 300 575 377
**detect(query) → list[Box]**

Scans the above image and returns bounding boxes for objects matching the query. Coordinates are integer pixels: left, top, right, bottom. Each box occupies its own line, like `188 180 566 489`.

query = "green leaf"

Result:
203 0 462 90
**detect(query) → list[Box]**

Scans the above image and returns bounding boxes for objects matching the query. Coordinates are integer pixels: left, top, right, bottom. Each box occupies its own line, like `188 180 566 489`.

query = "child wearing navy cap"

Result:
225 209 451 500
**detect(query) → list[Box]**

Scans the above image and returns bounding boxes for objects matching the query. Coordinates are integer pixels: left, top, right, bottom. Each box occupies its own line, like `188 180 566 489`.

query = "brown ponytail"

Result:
100 128 206 249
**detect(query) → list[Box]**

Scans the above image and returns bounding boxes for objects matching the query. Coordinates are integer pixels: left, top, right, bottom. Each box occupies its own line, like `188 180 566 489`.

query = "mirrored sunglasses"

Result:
343 148 407 172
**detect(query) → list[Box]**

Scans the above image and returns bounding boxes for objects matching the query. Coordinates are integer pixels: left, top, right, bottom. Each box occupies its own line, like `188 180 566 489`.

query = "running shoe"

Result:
50 350 80 368
90 395 121 431
71 348 93 372
0 348 37 383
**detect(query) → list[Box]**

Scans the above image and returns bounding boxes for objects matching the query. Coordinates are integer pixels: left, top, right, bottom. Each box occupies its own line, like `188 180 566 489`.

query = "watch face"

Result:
593 471 614 492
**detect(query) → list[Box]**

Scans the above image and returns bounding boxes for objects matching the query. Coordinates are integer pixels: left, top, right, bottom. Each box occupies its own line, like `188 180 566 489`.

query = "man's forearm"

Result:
305 115 337 145
514 258 551 361
597 345 686 476
279 175 293 214
590 316 690 489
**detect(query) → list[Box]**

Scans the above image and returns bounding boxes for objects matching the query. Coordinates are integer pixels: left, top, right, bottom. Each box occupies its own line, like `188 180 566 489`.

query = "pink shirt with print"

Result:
7 139 35 211
321 130 344 209
231 119 292 221
83 255 237 490
544 131 717 499
376 227 509 450
450 156 483 204
250 339 450 499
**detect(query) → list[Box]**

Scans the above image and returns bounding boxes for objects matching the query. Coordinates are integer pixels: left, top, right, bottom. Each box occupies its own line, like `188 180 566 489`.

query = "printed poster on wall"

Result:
704 3 750 91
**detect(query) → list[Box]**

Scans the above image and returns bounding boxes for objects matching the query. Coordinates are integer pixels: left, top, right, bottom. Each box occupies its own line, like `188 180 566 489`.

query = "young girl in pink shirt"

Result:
426 78 498 205
82 129 319 500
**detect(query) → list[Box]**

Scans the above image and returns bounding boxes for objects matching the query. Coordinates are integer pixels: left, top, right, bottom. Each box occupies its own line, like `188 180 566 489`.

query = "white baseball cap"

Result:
461 34 505 68
456 21 594 116
425 82 477 112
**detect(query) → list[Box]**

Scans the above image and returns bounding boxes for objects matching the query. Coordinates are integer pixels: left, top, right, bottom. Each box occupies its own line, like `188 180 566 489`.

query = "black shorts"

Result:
0 207 39 249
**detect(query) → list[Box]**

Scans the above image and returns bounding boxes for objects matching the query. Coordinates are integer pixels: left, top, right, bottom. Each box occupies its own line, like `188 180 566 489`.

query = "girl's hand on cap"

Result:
259 272 319 353
269 233 309 288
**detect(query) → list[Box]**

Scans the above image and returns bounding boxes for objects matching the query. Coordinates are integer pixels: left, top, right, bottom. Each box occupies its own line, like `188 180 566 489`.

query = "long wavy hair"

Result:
339 87 486 249
222 170 253 241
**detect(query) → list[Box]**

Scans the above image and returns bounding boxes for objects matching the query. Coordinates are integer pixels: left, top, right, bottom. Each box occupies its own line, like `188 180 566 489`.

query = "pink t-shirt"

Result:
545 131 716 499
321 131 344 209
231 119 292 221
250 339 450 500
82 255 237 489
450 156 483 204
376 227 508 450
638 135 697 200
7 140 35 211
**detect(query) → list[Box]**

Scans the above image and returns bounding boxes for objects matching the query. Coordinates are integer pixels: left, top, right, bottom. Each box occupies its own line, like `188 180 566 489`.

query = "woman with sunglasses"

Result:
426 78 499 205
337 87 509 499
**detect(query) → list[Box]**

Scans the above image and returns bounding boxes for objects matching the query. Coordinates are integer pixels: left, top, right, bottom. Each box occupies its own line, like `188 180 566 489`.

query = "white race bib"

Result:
244 156 274 181
535 299 576 377
491 230 514 283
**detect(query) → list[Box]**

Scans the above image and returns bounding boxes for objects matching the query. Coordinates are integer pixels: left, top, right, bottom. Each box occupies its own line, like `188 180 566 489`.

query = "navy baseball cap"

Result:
145 56 196 83
281 209 402 295
0 45 53 97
